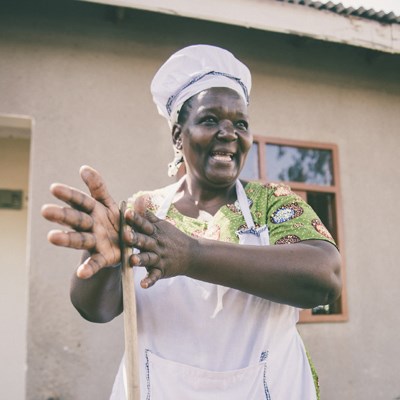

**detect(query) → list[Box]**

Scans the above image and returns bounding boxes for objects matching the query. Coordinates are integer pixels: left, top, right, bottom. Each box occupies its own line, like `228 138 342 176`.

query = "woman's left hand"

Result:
122 200 342 309
123 199 196 289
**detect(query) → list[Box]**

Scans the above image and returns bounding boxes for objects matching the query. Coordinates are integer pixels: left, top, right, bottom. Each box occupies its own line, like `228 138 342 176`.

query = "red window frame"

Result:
244 136 347 323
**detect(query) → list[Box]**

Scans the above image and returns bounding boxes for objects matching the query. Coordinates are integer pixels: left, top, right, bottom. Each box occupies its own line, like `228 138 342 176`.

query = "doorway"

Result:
0 115 32 400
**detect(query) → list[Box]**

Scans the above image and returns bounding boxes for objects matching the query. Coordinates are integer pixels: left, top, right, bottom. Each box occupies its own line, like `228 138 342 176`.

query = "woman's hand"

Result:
122 198 196 289
41 165 121 279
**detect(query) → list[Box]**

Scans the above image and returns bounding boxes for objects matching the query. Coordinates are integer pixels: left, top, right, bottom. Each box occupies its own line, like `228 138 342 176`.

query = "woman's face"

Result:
176 87 253 189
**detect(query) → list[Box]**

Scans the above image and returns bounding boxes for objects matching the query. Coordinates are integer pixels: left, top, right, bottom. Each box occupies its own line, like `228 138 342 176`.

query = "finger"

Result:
140 268 163 289
129 251 159 267
50 183 96 213
80 165 117 209
125 209 157 236
76 253 109 279
47 229 96 249
41 204 94 231
132 197 160 224
144 210 159 224
123 227 157 251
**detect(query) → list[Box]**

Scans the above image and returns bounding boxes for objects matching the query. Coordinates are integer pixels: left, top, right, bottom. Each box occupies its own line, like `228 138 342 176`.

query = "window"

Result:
241 136 347 322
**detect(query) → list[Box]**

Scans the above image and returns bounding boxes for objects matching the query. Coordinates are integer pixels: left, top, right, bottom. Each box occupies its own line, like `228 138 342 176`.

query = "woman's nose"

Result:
217 121 237 141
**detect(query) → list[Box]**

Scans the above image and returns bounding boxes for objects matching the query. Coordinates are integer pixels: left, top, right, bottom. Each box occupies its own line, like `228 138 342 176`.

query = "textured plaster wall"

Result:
0 0 399 399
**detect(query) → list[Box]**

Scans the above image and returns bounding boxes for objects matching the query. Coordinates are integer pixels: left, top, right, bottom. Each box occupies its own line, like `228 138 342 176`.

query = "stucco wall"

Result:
1 1 399 399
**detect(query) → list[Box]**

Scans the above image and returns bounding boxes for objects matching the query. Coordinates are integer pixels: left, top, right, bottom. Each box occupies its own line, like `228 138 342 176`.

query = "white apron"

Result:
110 178 317 400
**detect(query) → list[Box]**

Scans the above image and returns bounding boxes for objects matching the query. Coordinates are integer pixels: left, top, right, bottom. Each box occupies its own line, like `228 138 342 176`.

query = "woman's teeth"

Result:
211 152 233 161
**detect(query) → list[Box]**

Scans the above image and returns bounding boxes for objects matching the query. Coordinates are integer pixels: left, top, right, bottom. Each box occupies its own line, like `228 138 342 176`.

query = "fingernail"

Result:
126 227 134 241
133 255 141 265
140 279 149 289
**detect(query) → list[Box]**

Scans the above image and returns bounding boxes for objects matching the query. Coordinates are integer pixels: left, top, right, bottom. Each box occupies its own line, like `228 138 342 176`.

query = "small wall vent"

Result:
0 189 23 209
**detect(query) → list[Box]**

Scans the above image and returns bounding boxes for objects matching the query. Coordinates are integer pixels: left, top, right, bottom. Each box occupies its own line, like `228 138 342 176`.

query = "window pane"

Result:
265 144 334 185
306 192 337 242
306 192 338 315
240 143 259 180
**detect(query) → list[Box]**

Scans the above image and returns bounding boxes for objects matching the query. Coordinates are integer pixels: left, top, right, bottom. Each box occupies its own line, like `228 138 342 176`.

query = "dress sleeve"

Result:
265 183 336 246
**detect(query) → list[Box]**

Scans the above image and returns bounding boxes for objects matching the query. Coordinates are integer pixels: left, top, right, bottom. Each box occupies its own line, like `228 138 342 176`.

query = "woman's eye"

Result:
236 121 248 131
201 116 218 125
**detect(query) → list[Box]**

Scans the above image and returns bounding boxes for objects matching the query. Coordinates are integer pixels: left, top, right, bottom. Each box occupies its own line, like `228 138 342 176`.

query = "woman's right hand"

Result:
41 165 121 279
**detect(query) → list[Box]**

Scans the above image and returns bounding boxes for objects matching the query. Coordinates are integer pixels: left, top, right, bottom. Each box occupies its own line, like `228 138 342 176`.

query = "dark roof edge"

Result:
276 0 400 24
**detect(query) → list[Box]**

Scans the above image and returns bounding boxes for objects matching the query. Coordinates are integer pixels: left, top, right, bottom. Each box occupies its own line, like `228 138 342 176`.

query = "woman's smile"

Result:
210 151 234 162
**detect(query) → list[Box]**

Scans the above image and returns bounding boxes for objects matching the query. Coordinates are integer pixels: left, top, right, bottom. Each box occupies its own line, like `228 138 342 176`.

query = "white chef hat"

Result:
151 44 252 127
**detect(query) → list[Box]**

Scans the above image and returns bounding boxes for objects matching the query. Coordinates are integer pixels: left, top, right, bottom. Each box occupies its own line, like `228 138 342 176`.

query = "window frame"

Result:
247 136 348 323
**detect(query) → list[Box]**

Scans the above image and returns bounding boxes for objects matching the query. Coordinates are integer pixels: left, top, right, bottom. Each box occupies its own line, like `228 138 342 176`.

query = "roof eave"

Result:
80 0 400 54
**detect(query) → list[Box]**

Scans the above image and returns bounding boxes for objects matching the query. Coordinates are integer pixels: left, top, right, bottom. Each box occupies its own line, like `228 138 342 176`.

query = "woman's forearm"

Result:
70 254 123 323
187 239 342 309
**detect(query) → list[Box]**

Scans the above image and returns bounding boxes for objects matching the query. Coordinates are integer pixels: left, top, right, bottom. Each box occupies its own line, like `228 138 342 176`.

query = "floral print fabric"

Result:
132 181 335 248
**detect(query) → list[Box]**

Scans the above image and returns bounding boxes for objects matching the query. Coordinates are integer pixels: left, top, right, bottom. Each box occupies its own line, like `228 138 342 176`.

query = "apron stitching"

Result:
263 363 272 400
259 351 268 362
236 225 268 238
259 350 272 400
145 349 151 400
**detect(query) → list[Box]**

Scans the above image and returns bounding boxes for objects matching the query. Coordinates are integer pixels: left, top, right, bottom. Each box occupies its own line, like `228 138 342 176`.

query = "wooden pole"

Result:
119 201 141 400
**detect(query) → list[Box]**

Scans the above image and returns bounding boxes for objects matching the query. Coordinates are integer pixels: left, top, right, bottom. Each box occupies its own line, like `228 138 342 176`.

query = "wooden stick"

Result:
119 201 141 400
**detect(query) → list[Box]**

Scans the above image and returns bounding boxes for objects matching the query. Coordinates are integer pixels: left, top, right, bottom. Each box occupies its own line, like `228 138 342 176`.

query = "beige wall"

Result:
0 135 30 400
1 1 399 399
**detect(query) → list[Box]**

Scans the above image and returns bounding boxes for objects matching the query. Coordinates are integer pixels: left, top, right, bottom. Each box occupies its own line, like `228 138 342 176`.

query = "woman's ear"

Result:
168 124 185 177
172 124 182 148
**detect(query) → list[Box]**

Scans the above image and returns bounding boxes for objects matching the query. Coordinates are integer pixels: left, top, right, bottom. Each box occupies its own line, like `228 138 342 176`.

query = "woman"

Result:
42 45 342 399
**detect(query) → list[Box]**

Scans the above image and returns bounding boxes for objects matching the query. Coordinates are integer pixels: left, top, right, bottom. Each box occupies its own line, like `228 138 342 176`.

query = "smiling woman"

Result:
173 87 253 195
42 44 342 400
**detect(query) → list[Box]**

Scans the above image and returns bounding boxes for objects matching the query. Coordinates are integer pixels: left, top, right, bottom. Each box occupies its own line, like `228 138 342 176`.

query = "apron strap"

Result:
235 180 255 228
156 175 186 220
